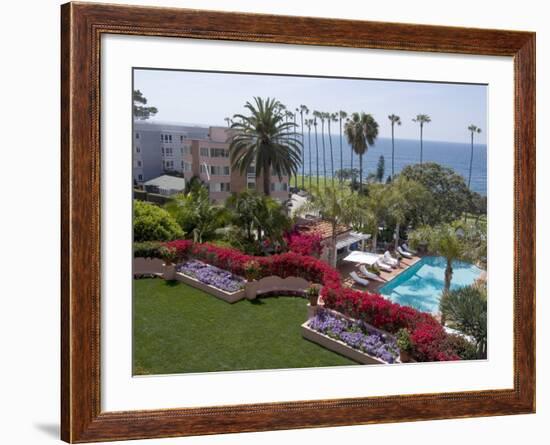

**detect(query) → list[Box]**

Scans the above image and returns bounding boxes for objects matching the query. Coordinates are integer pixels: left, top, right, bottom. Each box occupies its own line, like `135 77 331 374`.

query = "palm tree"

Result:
327 113 337 182
344 112 379 193
225 191 263 242
408 224 467 293
356 184 387 252
388 114 401 179
313 114 320 188
467 125 482 189
303 184 357 266
387 177 429 250
165 187 228 243
224 117 232 127
285 109 297 189
338 111 348 182
412 114 431 165
229 97 302 196
439 284 487 357
305 118 313 190
297 105 309 189
315 111 327 187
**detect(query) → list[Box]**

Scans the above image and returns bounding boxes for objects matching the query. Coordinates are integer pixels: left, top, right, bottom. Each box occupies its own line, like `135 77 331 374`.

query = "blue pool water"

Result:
379 256 483 313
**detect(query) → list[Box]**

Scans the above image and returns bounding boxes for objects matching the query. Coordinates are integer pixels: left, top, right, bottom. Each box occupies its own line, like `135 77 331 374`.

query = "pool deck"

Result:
340 254 423 294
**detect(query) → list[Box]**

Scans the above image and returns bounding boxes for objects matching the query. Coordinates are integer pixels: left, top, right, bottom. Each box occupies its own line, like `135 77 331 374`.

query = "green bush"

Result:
133 200 183 242
440 284 487 358
133 241 164 258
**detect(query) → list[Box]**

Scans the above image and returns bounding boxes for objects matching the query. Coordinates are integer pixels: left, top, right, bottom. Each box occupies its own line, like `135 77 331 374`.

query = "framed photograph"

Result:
61 2 535 442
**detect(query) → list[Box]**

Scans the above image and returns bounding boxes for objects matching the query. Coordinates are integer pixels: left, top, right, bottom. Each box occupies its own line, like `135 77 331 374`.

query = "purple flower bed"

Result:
176 260 245 293
308 310 399 364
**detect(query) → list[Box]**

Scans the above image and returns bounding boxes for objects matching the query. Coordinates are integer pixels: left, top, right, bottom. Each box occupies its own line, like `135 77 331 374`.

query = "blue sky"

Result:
134 69 487 144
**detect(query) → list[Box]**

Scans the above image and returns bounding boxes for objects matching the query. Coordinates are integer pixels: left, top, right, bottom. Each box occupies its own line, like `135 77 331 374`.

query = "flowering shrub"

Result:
285 232 323 257
145 239 461 362
308 309 399 363
176 260 245 293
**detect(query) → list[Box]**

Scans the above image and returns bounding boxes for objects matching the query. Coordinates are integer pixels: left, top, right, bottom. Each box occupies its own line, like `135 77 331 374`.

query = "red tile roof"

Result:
296 219 351 240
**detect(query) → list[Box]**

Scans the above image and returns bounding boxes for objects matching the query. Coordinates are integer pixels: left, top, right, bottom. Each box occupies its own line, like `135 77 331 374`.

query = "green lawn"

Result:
133 278 355 375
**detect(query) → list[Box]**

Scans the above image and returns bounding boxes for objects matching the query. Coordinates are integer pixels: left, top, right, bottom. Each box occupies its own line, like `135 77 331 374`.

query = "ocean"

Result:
299 134 487 195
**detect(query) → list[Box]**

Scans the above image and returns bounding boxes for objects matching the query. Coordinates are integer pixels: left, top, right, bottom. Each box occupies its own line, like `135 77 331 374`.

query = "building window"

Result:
210 148 229 158
200 147 209 157
137 160 142 167
210 182 231 192
271 182 288 192
164 161 174 169
165 147 173 156
138 174 143 181
247 182 255 190
135 133 140 139
200 164 208 174
210 165 230 176
181 145 191 156
135 146 140 153
181 161 192 172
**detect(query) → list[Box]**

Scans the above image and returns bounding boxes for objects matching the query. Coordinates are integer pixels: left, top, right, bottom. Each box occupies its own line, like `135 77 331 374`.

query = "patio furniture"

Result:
342 250 381 266
376 260 393 272
350 271 369 287
382 251 399 268
359 265 385 282
402 243 417 255
397 246 413 259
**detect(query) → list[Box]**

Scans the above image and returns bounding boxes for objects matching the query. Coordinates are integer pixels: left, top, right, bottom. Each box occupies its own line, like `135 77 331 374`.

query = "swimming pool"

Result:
379 256 483 313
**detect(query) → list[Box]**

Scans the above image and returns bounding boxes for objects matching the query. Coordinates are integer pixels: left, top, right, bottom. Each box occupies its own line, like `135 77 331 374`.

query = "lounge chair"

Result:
382 251 399 268
359 265 385 282
397 246 413 259
402 243 417 255
350 271 369 287
376 260 393 272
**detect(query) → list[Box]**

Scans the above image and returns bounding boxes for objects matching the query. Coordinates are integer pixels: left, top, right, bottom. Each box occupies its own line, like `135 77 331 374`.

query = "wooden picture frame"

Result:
61 2 535 442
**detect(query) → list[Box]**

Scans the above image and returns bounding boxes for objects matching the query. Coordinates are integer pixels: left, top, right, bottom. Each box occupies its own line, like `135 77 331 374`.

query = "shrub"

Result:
285 232 323 257
243 260 261 281
439 284 487 358
133 241 164 258
133 200 183 242
396 328 412 352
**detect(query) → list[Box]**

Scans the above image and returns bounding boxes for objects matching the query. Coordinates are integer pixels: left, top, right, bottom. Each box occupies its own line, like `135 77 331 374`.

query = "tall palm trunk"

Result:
394 221 400 250
262 163 271 196
330 222 338 267
444 259 453 293
293 113 298 189
328 121 334 184
300 112 305 189
391 122 395 179
372 230 378 253
419 123 424 166
308 127 313 190
314 124 320 188
468 131 474 189
339 117 344 183
321 120 327 187
359 152 364 193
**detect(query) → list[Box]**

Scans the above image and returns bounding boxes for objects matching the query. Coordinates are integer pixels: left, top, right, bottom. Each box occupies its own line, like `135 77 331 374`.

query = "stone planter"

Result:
245 280 260 300
175 272 245 303
301 323 395 365
162 263 176 280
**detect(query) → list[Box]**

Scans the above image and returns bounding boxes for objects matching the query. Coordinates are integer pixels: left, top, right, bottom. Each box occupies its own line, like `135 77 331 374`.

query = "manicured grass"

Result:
133 278 355 375
292 174 345 192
